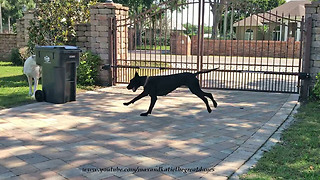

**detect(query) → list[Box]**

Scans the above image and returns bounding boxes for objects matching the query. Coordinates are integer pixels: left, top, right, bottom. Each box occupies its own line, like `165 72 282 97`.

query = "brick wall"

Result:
305 2 320 84
16 19 25 48
0 10 34 61
16 10 34 48
170 32 191 55
75 23 91 52
75 2 129 86
191 36 300 58
0 34 17 61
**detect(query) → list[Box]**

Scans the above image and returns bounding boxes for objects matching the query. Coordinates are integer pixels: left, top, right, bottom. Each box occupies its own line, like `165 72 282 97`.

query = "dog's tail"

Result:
194 67 219 76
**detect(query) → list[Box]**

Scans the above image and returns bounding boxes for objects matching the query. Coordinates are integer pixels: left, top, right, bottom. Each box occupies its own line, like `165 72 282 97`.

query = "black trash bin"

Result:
35 46 81 104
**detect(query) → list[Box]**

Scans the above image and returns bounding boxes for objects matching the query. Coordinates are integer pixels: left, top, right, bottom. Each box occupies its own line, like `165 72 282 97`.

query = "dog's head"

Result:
127 72 142 92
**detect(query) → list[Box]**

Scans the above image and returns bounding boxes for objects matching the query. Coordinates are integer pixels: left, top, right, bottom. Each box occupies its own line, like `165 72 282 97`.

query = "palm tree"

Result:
0 0 35 33
0 3 2 33
0 0 6 33
0 0 11 33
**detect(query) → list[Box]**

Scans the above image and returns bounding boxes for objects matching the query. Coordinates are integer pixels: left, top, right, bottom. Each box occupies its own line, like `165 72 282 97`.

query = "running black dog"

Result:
124 69 219 116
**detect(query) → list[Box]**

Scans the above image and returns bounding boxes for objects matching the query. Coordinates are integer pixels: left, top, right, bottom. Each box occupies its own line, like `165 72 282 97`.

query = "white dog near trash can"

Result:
23 55 42 97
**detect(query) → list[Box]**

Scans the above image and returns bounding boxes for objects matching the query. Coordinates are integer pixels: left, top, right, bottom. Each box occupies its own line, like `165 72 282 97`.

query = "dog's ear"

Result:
135 71 139 77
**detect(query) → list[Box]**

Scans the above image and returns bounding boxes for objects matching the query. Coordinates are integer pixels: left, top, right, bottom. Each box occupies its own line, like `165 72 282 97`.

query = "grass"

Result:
0 62 40 109
126 60 171 78
136 45 170 51
241 101 320 180
0 61 97 109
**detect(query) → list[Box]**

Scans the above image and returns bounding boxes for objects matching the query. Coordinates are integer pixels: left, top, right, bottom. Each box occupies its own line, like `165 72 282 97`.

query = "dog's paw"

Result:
123 102 130 106
140 112 149 116
208 108 212 113
213 102 218 108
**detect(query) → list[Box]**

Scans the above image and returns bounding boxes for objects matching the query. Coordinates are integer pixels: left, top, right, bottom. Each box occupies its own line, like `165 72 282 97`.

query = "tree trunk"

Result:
0 4 2 33
223 4 228 39
136 23 141 46
210 0 222 39
8 16 10 33
230 6 234 39
151 19 155 48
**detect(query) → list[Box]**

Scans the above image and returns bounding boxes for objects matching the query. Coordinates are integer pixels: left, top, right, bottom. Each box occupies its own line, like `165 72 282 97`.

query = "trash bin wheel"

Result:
35 90 45 102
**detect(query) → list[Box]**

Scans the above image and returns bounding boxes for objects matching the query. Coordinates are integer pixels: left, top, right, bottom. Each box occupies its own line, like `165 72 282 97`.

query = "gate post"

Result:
300 17 312 101
16 10 34 48
301 2 320 101
87 2 128 86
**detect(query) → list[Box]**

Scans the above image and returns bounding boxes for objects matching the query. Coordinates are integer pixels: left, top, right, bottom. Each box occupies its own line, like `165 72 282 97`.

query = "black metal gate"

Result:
112 0 307 93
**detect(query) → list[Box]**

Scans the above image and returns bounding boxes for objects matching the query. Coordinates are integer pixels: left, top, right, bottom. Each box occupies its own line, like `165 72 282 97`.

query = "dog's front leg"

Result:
123 91 147 106
140 95 157 116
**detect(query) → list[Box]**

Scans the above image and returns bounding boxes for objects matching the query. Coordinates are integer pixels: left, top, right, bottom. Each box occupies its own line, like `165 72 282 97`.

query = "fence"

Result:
191 37 301 58
0 34 17 61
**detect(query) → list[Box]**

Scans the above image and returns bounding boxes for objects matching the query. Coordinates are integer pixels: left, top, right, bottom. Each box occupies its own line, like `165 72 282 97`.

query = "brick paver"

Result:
0 86 298 179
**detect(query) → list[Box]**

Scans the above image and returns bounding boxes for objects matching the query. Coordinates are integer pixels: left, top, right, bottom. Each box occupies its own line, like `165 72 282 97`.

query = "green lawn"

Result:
0 61 95 109
0 61 41 109
136 45 170 51
126 60 171 78
241 101 320 180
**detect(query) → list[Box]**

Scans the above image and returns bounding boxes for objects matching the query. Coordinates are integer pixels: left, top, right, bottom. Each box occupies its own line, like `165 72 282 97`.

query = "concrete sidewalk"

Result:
0 87 298 180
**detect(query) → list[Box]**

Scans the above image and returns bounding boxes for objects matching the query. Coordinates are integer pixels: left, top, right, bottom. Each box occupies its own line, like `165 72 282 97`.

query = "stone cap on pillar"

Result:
305 0 320 7
91 2 129 11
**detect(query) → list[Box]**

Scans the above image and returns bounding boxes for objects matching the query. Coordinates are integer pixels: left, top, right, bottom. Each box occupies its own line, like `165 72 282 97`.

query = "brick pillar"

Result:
303 2 320 99
16 10 34 48
87 2 129 86
170 32 191 55
75 23 91 52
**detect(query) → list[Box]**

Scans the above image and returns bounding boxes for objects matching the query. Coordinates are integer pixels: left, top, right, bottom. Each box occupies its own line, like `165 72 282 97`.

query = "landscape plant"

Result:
27 0 95 53
9 48 24 66
311 72 320 100
77 51 101 86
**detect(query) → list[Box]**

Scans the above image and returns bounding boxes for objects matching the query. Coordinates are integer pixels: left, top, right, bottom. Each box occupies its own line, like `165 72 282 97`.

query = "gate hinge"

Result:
101 64 112 70
298 72 311 80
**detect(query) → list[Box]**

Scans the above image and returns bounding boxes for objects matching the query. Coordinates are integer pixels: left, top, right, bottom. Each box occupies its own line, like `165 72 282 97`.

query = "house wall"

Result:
235 22 300 41
191 36 300 58
235 26 261 40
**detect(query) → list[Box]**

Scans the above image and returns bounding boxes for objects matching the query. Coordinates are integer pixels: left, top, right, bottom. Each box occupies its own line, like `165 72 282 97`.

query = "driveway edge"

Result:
228 94 300 179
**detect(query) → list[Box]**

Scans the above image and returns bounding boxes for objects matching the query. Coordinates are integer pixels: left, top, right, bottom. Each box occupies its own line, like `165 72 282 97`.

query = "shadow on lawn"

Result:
0 74 40 109
0 74 28 87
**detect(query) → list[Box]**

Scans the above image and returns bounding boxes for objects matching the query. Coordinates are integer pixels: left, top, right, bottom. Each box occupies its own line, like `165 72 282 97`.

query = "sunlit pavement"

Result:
0 86 298 179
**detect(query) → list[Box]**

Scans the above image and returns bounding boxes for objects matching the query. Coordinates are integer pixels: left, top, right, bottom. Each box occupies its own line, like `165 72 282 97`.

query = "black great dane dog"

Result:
124 68 219 116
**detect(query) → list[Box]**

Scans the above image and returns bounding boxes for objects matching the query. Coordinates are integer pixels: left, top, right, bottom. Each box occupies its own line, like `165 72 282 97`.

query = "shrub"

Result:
19 47 31 60
312 72 320 100
27 0 95 54
9 48 24 66
77 51 101 86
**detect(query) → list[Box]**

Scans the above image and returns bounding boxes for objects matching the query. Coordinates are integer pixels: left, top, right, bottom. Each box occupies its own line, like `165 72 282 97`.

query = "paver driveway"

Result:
0 86 298 179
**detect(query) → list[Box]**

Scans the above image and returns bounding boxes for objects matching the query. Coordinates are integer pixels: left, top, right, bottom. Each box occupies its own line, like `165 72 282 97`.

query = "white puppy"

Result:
23 55 42 97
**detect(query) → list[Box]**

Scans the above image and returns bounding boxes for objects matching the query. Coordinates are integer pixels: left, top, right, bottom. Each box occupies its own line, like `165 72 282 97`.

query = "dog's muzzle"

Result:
127 85 137 92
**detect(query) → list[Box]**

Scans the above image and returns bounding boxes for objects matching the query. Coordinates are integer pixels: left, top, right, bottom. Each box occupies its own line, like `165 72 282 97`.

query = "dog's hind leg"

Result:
188 86 212 113
33 78 39 97
203 92 218 108
140 96 157 116
27 76 33 96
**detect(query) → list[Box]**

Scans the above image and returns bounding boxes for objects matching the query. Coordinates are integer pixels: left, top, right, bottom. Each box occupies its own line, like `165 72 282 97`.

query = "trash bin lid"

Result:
36 46 79 50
